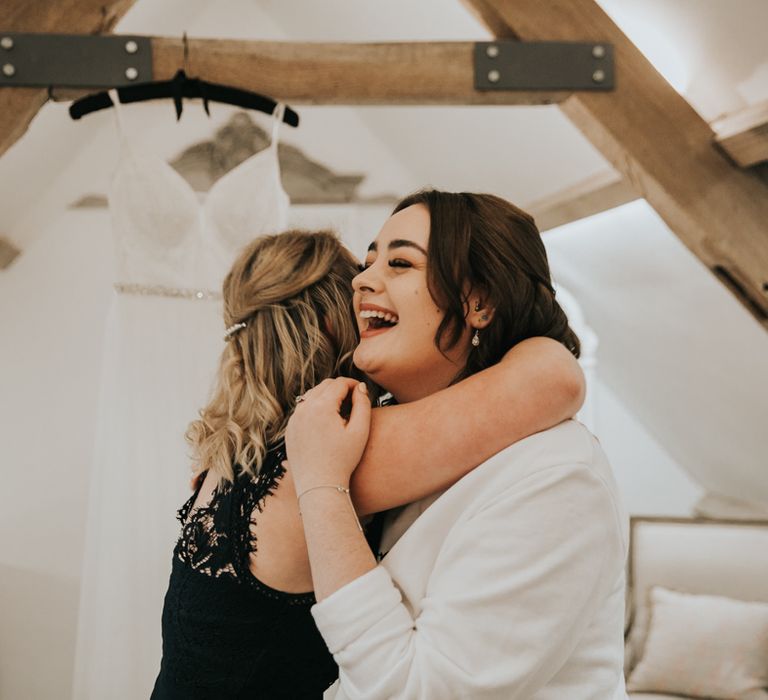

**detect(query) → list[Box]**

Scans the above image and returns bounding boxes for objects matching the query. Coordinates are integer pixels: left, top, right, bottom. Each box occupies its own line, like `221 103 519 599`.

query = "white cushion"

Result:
626 587 768 700
626 519 768 670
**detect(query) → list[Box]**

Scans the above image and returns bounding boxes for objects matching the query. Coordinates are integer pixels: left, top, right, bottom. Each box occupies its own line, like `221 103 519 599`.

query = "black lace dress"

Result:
150 443 338 699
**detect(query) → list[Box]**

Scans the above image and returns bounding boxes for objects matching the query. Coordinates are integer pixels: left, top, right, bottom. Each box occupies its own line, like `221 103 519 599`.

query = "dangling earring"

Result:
471 329 480 347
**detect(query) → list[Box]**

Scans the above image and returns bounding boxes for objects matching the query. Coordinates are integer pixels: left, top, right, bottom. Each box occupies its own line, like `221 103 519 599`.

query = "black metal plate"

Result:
475 41 614 91
0 33 153 88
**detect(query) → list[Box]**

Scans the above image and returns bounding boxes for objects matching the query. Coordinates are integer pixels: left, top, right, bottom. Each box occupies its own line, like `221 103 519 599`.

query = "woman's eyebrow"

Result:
366 239 428 256
389 239 428 255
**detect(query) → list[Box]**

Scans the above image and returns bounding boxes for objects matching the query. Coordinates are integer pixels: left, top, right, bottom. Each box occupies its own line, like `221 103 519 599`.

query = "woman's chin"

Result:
352 346 377 374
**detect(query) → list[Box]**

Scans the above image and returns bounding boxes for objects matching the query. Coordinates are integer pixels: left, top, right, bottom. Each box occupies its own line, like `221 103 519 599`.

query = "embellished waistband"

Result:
114 283 222 300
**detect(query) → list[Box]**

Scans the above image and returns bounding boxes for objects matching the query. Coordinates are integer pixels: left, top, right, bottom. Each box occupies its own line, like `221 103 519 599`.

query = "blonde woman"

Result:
151 229 585 699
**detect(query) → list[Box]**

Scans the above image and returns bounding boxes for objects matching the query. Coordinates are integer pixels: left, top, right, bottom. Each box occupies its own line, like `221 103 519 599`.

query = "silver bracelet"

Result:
297 484 363 532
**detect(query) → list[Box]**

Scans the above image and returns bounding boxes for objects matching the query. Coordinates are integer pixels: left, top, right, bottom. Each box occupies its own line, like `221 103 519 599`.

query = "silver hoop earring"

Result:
471 329 480 347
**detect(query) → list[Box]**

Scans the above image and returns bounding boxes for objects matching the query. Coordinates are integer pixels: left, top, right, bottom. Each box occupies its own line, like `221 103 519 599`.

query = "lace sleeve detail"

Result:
173 445 287 583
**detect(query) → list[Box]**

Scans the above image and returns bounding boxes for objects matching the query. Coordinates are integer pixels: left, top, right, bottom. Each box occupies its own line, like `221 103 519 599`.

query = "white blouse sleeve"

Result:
311 462 625 699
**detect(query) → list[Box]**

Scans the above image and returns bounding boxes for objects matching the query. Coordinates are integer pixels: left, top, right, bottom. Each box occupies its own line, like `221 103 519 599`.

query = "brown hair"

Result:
187 230 362 483
393 189 579 381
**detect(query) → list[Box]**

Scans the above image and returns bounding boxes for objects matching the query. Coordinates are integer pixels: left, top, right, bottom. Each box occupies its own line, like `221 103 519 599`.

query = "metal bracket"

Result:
0 33 153 88
475 41 614 91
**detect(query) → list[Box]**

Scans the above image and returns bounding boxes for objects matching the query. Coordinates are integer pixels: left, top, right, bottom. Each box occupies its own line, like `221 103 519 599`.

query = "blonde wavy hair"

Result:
187 230 362 484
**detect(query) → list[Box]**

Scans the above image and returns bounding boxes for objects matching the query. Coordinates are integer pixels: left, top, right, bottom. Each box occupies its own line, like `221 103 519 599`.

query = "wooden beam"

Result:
0 0 138 160
712 99 768 167
526 100 768 231
156 39 572 106
526 171 638 232
50 38 574 107
465 0 768 328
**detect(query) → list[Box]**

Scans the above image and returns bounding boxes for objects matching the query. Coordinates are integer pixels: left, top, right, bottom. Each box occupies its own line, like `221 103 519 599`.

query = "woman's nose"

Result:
352 265 378 294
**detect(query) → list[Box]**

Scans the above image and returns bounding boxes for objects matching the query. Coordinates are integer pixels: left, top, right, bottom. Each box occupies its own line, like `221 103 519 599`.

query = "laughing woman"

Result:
287 190 629 700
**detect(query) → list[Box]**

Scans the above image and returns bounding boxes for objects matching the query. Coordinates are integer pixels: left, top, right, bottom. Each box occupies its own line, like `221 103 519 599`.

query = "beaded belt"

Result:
114 283 222 300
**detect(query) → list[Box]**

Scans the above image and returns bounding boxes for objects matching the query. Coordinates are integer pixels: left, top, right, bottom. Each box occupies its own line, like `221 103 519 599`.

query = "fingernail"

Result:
358 382 368 394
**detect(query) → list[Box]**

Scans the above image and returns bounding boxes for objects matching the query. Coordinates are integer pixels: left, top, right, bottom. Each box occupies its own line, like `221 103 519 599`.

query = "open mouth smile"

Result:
359 305 399 337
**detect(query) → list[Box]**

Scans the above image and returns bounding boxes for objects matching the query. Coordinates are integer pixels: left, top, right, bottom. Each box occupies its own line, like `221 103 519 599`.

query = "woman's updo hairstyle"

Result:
187 230 361 483
393 190 580 382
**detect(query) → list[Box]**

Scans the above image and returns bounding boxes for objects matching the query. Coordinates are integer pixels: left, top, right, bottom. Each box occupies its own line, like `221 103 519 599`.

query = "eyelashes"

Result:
357 259 412 272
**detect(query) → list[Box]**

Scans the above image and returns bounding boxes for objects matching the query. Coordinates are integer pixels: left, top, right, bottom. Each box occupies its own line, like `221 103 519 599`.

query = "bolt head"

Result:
488 69 500 83
2 63 15 77
125 67 139 81
592 45 606 59
125 40 139 54
592 69 606 83
486 44 499 59
0 37 13 50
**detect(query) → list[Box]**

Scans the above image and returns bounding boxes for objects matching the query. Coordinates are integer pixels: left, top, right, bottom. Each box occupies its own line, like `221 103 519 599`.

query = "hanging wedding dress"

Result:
73 97 289 700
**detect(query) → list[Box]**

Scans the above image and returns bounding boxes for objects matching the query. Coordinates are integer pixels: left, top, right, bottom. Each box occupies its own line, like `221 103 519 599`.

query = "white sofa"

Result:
624 516 768 699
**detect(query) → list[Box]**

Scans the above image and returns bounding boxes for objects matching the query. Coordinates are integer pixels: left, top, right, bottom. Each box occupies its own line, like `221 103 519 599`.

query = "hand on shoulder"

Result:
286 377 372 495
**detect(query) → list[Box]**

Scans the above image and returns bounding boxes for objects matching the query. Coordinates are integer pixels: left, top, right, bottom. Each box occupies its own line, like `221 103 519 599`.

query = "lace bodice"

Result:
152 444 338 699
108 96 290 291
173 444 314 601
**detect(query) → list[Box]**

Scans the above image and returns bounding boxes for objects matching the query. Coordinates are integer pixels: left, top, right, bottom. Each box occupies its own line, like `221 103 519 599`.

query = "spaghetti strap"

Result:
270 103 285 149
108 89 126 135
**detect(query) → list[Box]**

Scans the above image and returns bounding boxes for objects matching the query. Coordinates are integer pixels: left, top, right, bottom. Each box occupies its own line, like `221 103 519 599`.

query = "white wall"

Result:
591 379 703 516
545 200 768 513
0 209 113 700
554 286 702 517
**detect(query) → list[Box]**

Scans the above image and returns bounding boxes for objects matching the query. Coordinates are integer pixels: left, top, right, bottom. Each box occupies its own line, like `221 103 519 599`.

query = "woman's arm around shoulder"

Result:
351 336 585 514
315 460 626 700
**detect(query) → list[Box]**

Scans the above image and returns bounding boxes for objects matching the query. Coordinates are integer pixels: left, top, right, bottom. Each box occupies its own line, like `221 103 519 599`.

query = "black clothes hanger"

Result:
68 68 299 127
69 32 298 126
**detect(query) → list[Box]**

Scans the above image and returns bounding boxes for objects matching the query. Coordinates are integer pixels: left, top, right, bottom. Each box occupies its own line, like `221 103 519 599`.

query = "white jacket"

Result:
313 420 629 699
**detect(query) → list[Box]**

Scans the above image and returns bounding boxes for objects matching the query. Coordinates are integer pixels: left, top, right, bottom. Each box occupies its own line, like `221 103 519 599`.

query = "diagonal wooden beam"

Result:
0 0 137 160
525 171 638 233
526 100 768 232
464 0 768 329
712 99 768 168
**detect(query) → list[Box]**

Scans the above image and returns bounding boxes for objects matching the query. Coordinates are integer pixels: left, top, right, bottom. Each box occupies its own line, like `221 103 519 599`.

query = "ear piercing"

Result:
475 301 489 320
472 301 488 346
